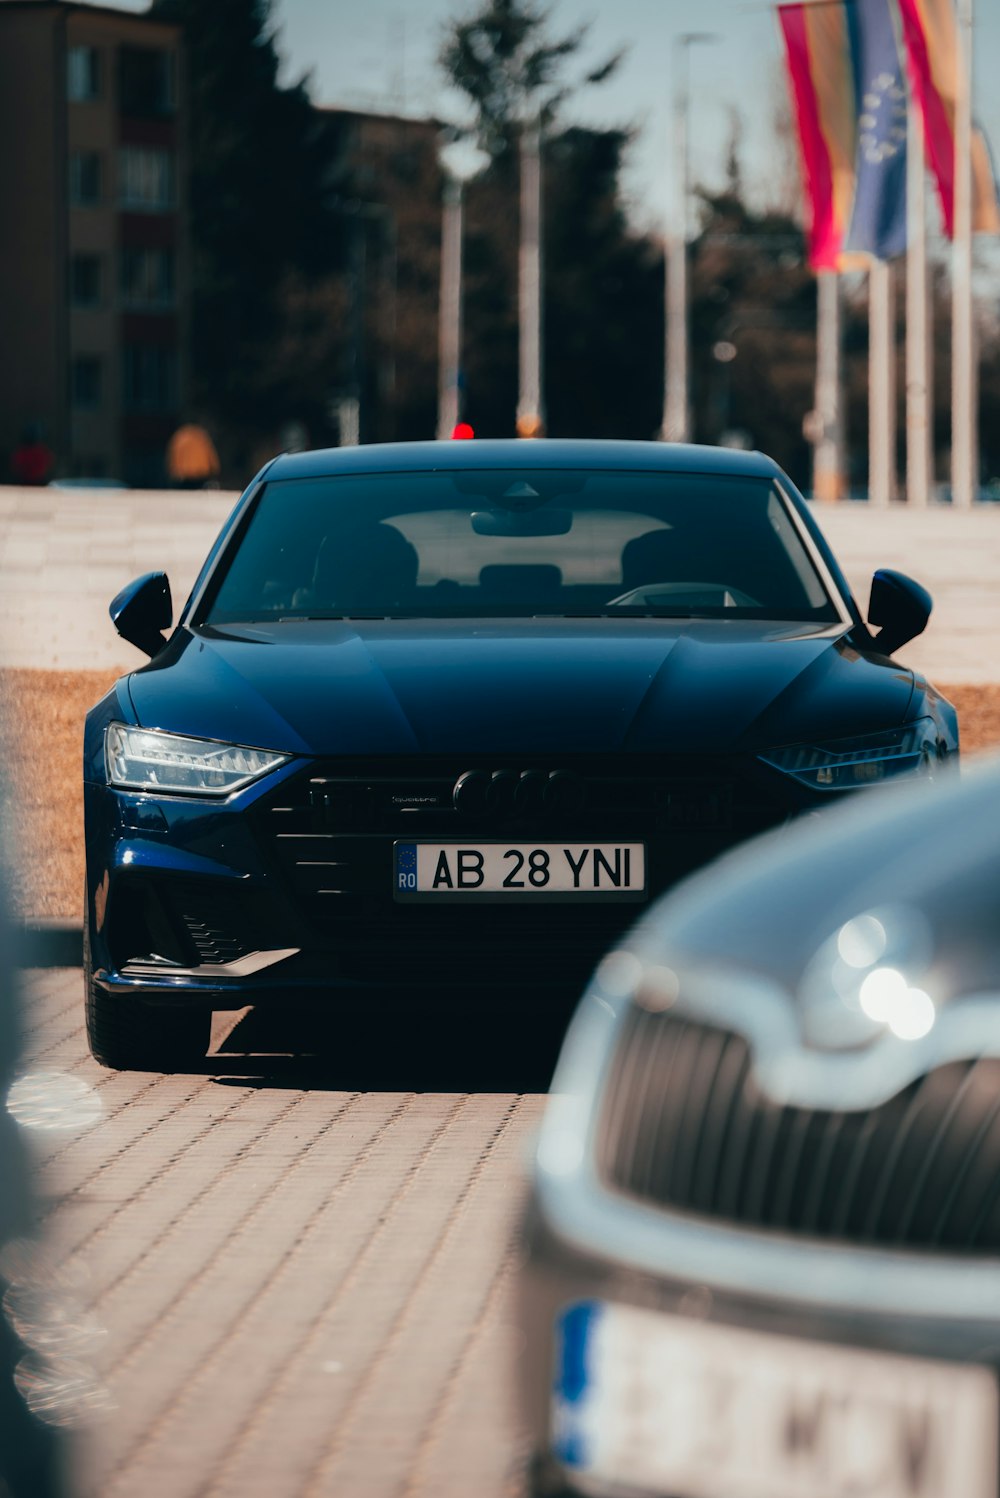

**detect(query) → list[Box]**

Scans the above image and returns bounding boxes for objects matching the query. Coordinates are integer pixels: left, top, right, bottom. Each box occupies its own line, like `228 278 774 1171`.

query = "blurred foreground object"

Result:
166 424 220 489
518 753 1000 1498
0 880 69 1495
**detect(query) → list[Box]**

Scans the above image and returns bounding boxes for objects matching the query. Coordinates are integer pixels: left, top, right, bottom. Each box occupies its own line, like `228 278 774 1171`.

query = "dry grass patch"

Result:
1 670 122 920
2 669 999 921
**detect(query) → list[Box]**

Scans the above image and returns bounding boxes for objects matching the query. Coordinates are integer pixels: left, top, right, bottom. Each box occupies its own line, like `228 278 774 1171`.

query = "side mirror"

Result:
867 569 932 655
109 572 172 657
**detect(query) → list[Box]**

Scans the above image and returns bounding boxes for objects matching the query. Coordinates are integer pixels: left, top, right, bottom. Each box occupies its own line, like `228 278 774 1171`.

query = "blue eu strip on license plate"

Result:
551 1301 602 1470
395 842 418 893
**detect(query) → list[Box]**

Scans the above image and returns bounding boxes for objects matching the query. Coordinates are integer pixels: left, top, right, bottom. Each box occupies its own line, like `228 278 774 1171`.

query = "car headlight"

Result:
105 724 289 796
760 720 933 791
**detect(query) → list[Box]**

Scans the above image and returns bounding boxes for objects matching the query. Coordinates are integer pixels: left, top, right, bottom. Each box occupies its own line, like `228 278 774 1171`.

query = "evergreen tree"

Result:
439 0 620 157
151 0 345 475
439 0 661 437
543 126 661 438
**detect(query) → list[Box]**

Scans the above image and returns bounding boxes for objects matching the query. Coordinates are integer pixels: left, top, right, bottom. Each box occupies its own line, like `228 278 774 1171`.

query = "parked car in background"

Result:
83 439 956 1070
47 477 129 491
518 755 1000 1498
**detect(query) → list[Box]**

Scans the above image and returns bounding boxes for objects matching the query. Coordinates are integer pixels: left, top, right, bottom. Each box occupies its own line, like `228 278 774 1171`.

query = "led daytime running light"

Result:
761 721 932 791
106 724 288 796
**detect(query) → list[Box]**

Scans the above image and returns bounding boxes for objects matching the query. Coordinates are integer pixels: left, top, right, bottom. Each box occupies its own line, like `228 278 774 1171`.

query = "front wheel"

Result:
83 913 211 1072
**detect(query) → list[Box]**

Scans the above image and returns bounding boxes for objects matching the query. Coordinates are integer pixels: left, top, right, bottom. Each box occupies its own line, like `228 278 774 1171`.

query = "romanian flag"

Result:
896 0 1000 235
778 3 858 269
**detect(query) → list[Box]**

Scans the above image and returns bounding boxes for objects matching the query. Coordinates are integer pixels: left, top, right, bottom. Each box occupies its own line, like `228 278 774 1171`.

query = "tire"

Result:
83 907 211 1072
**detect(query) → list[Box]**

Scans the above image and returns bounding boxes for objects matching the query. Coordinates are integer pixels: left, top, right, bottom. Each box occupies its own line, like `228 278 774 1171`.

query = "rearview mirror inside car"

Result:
110 571 173 657
471 508 572 537
868 569 932 656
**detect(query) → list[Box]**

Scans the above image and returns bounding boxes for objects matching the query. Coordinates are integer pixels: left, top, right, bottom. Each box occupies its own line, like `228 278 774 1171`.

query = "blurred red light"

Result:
451 422 475 440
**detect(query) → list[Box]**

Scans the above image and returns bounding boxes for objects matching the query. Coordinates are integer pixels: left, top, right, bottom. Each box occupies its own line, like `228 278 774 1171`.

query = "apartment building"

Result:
0 0 188 484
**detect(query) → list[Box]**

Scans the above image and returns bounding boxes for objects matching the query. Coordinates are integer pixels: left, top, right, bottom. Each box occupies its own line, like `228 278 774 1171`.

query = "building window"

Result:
120 246 175 308
72 356 103 409
70 254 102 307
119 147 175 210
69 152 102 206
123 345 177 412
119 47 176 117
67 46 101 102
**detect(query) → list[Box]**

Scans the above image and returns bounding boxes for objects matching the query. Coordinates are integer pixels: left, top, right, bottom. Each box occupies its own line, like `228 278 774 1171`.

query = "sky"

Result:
274 0 786 230
114 0 1000 256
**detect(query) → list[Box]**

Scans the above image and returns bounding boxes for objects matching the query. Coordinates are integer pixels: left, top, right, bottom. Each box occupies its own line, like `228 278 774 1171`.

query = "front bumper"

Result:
517 1177 1000 1496
83 752 842 1006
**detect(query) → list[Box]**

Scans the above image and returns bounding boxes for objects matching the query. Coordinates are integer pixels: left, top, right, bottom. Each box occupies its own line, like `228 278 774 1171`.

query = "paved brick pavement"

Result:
2 484 1000 679
15 968 548 1498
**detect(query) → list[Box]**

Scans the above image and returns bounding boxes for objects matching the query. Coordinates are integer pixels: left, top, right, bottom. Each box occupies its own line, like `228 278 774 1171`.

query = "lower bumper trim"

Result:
122 947 300 981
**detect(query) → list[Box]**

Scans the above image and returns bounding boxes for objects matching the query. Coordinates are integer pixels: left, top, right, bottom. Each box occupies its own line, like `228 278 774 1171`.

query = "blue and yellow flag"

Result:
844 0 908 259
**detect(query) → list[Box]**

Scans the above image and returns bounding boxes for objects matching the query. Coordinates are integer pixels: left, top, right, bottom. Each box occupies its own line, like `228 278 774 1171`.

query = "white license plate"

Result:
552 1301 998 1498
392 841 645 901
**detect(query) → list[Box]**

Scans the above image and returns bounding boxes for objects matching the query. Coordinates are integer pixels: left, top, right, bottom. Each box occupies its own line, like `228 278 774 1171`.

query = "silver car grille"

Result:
598 1009 1000 1253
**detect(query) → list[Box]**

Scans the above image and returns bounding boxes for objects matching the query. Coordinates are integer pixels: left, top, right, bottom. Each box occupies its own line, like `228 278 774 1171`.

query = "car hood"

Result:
125 618 913 759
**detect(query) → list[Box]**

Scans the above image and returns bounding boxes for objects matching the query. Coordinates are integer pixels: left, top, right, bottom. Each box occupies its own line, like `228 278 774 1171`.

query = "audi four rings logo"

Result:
452 768 587 818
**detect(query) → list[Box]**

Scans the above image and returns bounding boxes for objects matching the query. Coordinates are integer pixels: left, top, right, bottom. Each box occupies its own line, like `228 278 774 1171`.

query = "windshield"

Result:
203 470 839 624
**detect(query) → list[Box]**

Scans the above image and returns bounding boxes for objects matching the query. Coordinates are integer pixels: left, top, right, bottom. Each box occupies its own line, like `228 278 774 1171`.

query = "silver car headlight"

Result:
760 720 934 791
105 724 289 796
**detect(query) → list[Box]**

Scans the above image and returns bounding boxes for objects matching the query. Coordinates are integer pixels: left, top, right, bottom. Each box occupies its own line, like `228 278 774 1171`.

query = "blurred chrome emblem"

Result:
639 908 1000 1113
452 768 586 819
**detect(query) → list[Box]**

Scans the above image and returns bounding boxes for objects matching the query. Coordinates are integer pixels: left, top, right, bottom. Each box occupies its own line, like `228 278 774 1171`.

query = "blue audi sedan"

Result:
82 440 956 1069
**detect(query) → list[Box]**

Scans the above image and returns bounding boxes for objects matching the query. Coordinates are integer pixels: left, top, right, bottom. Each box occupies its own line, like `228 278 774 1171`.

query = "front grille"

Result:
598 1009 1000 1254
253 755 787 927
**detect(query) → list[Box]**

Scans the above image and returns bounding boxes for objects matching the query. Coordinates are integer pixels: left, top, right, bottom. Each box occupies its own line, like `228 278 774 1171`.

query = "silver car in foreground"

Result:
517 755 1000 1498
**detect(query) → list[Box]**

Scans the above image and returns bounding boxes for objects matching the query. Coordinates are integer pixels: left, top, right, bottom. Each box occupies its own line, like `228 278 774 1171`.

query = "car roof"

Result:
266 439 783 482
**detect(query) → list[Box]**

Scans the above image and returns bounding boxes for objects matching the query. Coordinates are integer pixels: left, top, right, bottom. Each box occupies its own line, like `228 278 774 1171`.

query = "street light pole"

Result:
436 136 490 441
662 32 715 444
437 174 465 440
517 111 544 438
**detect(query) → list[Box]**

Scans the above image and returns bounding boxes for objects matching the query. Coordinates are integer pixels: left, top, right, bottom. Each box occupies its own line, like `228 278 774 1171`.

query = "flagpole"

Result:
906 96 932 506
951 0 976 509
662 37 690 443
869 260 896 506
814 271 845 502
662 32 716 443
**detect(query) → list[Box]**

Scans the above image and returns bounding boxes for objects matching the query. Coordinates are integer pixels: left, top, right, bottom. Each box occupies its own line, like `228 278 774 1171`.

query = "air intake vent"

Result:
169 879 256 966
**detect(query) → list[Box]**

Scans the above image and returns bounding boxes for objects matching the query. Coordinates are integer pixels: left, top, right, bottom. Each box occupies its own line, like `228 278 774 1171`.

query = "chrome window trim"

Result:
774 478 854 631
